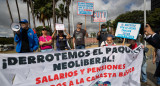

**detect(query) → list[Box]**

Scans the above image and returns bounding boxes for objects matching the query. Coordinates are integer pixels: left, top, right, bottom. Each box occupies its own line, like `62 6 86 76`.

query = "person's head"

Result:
101 24 106 32
128 39 136 45
106 36 113 45
42 27 48 35
19 19 29 29
58 30 64 36
77 22 82 29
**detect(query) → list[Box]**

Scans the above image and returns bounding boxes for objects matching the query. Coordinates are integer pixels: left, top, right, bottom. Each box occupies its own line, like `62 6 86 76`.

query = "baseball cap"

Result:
19 19 28 23
77 22 83 25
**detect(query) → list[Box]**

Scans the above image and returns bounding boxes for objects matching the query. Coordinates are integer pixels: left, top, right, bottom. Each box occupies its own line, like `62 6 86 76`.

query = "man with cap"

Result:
73 22 88 49
97 24 109 47
14 19 39 53
39 27 53 52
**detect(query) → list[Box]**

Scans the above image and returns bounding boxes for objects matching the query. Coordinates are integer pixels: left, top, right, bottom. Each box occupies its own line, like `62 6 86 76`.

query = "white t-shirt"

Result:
100 41 116 47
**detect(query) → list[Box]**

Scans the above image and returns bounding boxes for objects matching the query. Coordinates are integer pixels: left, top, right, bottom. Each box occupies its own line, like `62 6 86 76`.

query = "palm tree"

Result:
63 0 72 34
15 0 21 21
22 0 31 27
55 8 60 23
53 0 59 28
6 0 16 48
30 0 36 30
6 0 13 23
58 3 67 23
34 0 52 27
53 0 55 28
27 0 31 27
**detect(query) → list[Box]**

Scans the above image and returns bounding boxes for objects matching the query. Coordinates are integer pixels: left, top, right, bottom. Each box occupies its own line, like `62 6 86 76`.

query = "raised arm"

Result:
64 29 71 39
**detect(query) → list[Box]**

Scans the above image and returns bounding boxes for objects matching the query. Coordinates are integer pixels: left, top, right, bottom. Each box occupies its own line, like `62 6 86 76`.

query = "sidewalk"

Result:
145 59 157 86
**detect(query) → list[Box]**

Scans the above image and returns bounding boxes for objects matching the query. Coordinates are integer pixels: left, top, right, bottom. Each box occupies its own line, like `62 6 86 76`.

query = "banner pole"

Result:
99 22 100 31
85 15 86 30
122 38 125 45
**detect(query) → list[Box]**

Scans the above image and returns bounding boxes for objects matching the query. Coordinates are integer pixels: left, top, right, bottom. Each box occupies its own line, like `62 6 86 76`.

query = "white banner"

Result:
0 45 143 86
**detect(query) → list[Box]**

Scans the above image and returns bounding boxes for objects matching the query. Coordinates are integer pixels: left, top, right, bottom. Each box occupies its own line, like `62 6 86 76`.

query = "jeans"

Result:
41 49 53 52
76 45 85 49
141 61 147 82
156 62 160 85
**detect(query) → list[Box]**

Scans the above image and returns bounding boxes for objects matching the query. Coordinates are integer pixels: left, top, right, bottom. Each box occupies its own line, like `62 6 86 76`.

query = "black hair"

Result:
101 24 106 28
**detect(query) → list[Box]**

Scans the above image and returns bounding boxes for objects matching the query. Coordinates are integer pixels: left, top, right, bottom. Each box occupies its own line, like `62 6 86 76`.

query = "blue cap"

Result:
19 19 28 23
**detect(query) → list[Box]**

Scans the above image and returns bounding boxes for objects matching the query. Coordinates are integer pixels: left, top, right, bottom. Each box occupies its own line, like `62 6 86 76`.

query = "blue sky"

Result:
0 0 151 37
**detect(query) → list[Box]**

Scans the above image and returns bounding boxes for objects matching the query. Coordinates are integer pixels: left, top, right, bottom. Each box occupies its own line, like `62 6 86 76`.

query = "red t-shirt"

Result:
131 43 138 50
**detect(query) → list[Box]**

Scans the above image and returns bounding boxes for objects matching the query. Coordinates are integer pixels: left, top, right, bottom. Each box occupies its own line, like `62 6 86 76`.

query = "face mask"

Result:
101 29 106 32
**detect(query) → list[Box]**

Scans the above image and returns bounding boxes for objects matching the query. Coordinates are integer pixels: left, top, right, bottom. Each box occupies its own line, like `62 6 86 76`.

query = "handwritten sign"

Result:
56 24 64 30
77 1 94 15
92 10 107 23
115 22 141 40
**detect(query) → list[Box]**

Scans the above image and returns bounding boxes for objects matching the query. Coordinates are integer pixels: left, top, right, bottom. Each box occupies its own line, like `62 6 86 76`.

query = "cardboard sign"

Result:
115 22 141 40
92 10 107 23
77 1 94 15
56 24 64 30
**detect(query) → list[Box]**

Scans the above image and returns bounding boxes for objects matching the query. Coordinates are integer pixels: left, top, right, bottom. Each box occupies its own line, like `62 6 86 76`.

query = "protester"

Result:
144 24 160 49
73 22 88 49
52 29 71 51
144 24 160 80
100 36 116 47
97 24 109 47
14 19 39 53
128 39 151 86
39 27 53 52
153 49 160 86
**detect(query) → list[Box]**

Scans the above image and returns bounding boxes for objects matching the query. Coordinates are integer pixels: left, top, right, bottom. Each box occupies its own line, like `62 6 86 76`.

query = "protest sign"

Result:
91 10 107 23
56 24 65 30
77 1 94 16
115 22 141 40
0 45 143 86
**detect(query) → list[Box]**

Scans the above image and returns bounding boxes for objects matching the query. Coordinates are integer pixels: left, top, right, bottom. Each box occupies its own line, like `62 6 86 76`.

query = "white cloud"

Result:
0 0 151 37
130 0 151 11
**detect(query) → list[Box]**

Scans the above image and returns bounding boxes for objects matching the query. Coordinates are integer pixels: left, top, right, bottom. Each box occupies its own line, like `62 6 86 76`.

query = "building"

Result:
151 0 160 11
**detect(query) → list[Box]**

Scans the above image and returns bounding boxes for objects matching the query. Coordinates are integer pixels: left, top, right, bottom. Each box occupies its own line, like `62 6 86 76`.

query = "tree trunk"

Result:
15 0 21 21
47 19 52 35
53 0 55 28
61 18 63 24
42 20 45 27
6 0 13 23
67 4 70 35
57 16 59 23
47 19 49 27
49 19 52 29
27 0 31 28
6 0 16 49
30 0 36 31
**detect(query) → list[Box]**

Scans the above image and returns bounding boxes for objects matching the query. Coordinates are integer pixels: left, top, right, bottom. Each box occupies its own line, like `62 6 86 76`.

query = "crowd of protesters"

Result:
14 19 160 86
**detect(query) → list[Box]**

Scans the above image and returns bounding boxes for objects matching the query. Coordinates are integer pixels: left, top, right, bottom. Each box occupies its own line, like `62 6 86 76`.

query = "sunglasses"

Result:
42 29 47 31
